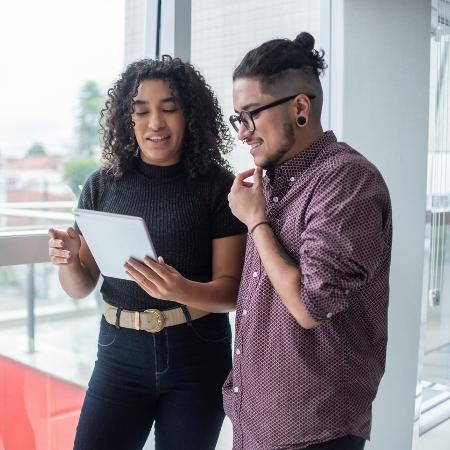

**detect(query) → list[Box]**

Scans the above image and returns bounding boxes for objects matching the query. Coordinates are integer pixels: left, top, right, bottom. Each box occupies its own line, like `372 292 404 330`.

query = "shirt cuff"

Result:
300 283 350 322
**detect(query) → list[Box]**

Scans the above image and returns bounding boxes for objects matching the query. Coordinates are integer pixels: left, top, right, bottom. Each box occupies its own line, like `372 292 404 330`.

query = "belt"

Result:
103 301 209 333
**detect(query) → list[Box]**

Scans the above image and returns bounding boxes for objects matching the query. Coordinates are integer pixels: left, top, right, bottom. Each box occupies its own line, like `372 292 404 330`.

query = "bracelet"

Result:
249 221 270 235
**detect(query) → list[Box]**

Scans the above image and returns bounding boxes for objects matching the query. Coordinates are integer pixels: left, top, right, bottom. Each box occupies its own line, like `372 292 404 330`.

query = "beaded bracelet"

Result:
249 221 270 235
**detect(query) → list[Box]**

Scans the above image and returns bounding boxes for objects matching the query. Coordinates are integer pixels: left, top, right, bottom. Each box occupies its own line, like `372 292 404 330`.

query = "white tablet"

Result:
73 208 157 280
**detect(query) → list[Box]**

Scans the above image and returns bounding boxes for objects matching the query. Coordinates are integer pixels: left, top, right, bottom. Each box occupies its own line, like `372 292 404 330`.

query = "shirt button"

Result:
326 312 333 319
242 309 248 316
235 348 241 355
233 386 239 393
273 196 279 203
289 177 295 182
345 289 350 295
252 271 258 278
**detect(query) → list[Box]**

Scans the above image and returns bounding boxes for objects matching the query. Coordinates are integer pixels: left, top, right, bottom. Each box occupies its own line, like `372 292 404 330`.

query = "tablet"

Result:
73 208 157 281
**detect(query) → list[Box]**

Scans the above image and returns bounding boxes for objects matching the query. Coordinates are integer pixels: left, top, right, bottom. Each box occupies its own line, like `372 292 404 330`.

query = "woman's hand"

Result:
48 227 81 265
125 256 188 302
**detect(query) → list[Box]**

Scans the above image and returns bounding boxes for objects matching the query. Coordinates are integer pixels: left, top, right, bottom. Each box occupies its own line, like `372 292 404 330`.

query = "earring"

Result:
296 116 306 126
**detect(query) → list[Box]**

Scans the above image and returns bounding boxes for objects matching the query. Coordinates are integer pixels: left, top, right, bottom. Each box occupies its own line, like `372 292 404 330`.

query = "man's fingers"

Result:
237 168 256 182
230 174 241 192
231 168 256 192
253 166 263 188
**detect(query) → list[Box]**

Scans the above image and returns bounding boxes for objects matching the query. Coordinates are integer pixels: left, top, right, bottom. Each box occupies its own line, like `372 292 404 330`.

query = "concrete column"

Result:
328 1 431 449
159 0 191 61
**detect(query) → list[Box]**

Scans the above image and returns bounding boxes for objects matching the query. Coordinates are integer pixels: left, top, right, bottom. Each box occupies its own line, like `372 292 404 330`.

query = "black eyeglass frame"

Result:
229 93 316 133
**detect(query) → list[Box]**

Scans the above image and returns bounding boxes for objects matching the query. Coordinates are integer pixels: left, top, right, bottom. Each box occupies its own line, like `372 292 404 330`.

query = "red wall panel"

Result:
0 357 86 450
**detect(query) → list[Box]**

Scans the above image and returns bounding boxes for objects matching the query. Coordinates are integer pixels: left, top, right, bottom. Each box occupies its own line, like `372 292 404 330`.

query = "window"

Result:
191 0 321 174
0 0 124 232
0 2 124 448
418 1 450 447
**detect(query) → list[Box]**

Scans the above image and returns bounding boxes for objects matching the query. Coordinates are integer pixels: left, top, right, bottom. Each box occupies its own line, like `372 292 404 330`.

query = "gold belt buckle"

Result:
142 309 166 333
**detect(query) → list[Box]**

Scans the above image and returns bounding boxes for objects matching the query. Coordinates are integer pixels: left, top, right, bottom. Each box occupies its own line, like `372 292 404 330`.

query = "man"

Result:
225 32 392 450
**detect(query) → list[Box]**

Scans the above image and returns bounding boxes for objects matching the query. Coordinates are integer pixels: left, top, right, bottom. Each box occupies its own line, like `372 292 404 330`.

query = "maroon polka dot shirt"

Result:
223 131 392 449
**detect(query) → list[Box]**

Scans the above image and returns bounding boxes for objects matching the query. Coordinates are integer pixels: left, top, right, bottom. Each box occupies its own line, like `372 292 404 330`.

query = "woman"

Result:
48 55 246 450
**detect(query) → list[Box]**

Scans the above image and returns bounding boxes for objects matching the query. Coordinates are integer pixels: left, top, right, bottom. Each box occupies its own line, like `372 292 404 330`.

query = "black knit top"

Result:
75 157 246 311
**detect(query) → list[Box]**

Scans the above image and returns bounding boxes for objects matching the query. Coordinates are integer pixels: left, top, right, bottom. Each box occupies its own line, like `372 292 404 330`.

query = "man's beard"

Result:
260 121 296 170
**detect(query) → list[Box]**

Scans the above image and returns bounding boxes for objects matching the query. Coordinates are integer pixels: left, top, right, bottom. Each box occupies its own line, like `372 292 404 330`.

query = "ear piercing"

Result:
296 116 306 126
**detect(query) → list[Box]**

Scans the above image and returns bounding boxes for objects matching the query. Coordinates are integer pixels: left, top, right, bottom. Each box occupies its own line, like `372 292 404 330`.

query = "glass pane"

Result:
418 0 450 447
0 0 124 448
0 0 125 232
191 0 321 174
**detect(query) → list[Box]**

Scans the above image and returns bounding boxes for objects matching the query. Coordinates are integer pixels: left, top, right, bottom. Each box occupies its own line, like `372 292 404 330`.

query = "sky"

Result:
0 0 125 158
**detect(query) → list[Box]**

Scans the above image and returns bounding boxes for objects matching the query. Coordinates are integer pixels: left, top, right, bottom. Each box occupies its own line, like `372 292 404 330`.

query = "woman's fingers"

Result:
125 264 159 296
49 246 72 264
49 238 64 248
66 227 78 238
48 228 67 249
49 248 71 258
125 259 162 283
48 228 69 265
125 257 181 300
143 256 171 279
50 256 70 265
49 252 71 264
48 227 67 241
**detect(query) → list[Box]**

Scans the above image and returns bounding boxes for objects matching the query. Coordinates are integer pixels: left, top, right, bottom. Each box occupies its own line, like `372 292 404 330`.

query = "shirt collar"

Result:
266 130 337 185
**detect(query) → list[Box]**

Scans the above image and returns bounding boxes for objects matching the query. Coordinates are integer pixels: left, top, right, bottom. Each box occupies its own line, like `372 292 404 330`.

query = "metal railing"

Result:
0 230 52 353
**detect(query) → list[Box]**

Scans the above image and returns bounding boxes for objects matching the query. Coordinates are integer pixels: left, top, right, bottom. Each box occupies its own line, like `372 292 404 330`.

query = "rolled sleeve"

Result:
299 161 390 322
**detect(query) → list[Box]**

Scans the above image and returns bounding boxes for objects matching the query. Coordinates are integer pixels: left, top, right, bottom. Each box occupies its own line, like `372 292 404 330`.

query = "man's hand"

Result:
228 167 267 230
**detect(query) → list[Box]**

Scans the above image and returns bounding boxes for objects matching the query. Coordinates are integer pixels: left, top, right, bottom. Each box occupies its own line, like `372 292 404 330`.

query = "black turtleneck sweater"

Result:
75 157 246 311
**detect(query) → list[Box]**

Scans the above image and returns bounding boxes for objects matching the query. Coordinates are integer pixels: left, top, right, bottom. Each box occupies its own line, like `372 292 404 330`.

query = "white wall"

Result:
328 1 431 449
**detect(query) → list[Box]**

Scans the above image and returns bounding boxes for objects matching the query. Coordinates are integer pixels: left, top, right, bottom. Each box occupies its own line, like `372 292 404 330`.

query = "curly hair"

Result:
100 55 233 179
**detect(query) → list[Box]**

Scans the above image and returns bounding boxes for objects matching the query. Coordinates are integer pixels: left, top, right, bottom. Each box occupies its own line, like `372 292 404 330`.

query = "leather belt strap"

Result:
103 301 209 333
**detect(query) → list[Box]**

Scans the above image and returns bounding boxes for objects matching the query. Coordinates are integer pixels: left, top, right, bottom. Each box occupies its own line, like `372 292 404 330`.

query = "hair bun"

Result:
294 32 315 51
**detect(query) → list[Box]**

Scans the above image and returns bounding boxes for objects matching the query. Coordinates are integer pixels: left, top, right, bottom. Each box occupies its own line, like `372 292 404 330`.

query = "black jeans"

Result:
74 313 232 450
306 435 366 449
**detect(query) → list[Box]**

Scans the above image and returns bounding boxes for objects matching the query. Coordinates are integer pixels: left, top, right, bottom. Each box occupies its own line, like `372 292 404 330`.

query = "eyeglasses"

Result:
229 93 316 133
